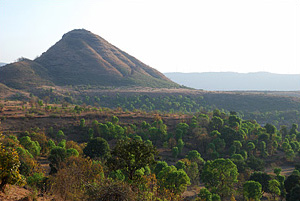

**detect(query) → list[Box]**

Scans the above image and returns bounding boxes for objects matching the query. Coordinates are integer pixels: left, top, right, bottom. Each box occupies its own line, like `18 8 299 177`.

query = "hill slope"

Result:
0 59 53 89
0 29 179 89
165 72 300 91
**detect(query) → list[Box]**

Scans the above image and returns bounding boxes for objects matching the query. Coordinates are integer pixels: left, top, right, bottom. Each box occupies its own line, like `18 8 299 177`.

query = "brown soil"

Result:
0 185 54 201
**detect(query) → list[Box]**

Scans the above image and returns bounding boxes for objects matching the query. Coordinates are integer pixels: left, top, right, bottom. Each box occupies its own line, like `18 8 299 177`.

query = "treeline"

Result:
23 89 300 128
1 108 300 200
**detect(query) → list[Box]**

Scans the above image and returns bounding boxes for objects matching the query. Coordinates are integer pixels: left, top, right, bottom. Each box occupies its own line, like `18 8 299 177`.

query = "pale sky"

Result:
1 0 300 74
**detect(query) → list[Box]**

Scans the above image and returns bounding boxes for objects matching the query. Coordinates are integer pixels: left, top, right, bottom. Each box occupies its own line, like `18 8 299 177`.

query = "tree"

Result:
243 181 262 201
265 123 276 134
213 138 225 153
247 155 265 171
85 179 136 201
108 139 158 180
83 137 110 159
228 115 241 128
80 118 86 128
233 140 242 153
172 147 179 158
210 130 221 138
176 123 189 136
66 148 79 157
157 165 191 195
49 156 103 200
48 147 67 174
0 144 25 192
175 160 186 170
186 150 205 165
112 116 119 125
289 123 298 135
154 161 168 176
247 142 255 155
56 130 65 141
269 179 281 200
58 139 66 148
19 136 41 157
198 187 212 201
177 139 184 154
288 184 300 201
285 174 300 200
249 171 271 193
274 168 282 176
209 116 224 131
201 158 238 198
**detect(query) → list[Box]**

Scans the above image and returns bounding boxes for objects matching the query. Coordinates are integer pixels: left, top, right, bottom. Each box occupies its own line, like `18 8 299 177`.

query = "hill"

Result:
0 29 179 89
165 72 300 91
0 62 6 67
0 59 53 90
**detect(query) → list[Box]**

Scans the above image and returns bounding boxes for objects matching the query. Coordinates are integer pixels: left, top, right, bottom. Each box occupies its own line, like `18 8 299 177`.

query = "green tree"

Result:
80 118 86 128
274 168 282 176
57 139 66 149
210 130 221 138
198 187 212 201
209 116 224 131
56 130 65 141
249 171 271 193
186 150 205 165
112 116 119 125
247 142 255 155
172 147 179 158
108 170 125 181
285 174 300 200
157 165 191 195
108 139 158 180
247 155 265 171
19 136 41 157
83 137 110 159
288 184 300 201
233 140 242 153
177 139 184 154
289 123 298 135
228 115 241 128
175 160 186 170
264 123 276 134
176 123 189 136
66 148 79 157
48 147 67 174
269 179 281 200
243 181 262 201
154 161 168 176
201 158 238 197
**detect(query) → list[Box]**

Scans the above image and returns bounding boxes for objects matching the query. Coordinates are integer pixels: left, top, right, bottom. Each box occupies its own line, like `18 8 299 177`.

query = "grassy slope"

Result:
34 29 180 88
0 59 53 89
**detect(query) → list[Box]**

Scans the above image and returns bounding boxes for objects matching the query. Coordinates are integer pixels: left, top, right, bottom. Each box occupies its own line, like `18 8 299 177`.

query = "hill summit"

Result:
0 29 179 89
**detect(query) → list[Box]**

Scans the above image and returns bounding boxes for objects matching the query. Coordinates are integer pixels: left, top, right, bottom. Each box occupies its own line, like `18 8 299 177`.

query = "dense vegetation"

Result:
1 102 300 200
28 88 300 128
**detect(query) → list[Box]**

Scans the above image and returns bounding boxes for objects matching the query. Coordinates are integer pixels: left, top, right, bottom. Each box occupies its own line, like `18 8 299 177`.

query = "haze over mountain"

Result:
0 29 179 90
0 63 6 67
165 72 300 91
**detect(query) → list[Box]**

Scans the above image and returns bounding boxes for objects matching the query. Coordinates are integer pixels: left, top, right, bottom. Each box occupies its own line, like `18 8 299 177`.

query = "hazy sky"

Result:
1 0 299 74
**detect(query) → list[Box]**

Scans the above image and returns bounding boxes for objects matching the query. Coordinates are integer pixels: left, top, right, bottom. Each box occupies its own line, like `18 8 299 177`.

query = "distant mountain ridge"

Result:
165 72 300 91
0 29 179 89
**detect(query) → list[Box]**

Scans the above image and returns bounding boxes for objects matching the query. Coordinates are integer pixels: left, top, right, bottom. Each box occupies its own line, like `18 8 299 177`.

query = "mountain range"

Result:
0 29 179 90
165 72 300 91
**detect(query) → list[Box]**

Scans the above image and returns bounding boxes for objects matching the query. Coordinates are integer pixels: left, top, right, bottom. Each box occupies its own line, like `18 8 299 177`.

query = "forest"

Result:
0 99 300 201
